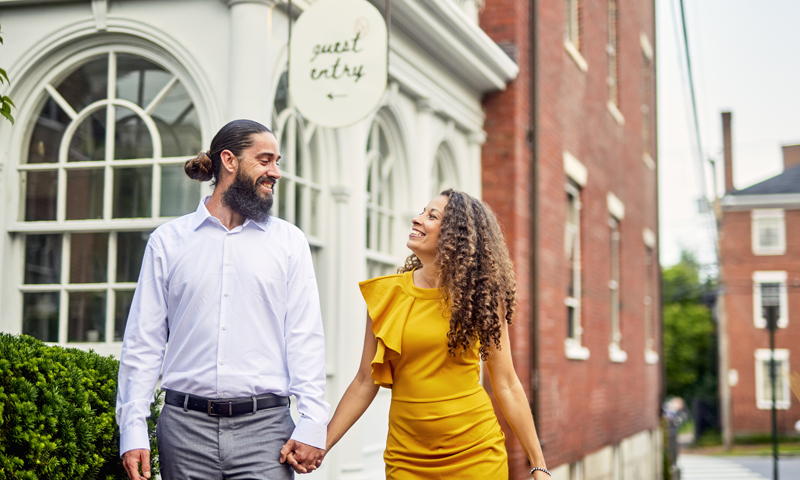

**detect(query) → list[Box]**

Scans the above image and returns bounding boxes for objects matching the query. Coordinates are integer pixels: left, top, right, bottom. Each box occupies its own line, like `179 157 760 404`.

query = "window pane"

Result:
295 121 305 179
310 189 320 237
113 166 152 218
567 306 575 338
67 291 106 342
151 82 201 157
24 170 58 221
761 283 781 307
68 109 106 162
56 56 108 113
114 290 135 342
116 54 172 109
274 71 289 116
160 164 201 217
27 96 70 164
117 231 151 283
66 168 104 220
759 219 780 247
295 185 304 230
22 292 60 342
24 234 62 284
115 107 153 160
70 233 109 284
278 177 288 220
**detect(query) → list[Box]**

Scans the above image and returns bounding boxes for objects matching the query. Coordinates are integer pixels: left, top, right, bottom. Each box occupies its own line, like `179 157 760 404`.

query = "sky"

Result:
657 0 800 270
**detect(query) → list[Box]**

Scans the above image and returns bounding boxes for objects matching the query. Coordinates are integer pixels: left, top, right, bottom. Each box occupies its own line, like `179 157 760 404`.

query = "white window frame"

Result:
272 71 326 251
754 349 790 410
10 47 205 355
608 192 627 362
751 209 786 256
564 152 589 360
365 112 406 278
564 0 587 72
431 142 459 198
643 228 658 364
752 271 789 329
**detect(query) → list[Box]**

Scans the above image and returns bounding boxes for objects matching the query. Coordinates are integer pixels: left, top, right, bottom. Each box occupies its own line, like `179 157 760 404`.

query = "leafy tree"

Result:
662 251 718 404
0 21 15 124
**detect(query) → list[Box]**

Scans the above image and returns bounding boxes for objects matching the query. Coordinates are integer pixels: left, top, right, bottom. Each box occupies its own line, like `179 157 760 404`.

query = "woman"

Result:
313 190 548 478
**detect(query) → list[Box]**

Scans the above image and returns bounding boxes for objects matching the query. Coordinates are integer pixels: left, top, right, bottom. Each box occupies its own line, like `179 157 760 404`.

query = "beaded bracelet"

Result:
530 467 551 477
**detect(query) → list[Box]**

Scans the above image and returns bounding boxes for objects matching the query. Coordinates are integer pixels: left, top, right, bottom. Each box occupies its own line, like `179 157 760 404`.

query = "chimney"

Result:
782 144 800 170
722 112 734 193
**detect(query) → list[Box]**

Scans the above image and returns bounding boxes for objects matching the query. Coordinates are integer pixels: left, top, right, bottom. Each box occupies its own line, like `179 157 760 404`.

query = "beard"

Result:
221 169 275 223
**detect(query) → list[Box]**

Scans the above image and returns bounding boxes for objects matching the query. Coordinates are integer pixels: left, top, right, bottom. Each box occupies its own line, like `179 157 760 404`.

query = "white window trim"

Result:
640 32 654 61
754 349 791 410
752 271 789 329
751 209 786 256
565 181 589 361
565 39 588 73
12 47 206 353
564 151 588 187
608 212 626 363
607 192 625 220
607 101 625 125
643 229 658 364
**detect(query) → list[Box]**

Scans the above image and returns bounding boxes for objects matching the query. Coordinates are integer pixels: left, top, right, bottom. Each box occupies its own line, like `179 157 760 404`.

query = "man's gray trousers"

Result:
156 403 295 479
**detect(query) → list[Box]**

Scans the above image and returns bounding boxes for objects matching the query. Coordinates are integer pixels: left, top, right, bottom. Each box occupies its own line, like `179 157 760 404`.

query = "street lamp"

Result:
762 282 780 480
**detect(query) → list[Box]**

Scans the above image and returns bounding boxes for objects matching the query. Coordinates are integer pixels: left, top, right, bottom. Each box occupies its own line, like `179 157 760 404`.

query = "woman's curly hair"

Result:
398 189 516 360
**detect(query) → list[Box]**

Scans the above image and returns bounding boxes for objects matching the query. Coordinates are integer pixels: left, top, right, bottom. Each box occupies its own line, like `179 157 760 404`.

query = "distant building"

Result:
480 1 662 479
719 112 800 437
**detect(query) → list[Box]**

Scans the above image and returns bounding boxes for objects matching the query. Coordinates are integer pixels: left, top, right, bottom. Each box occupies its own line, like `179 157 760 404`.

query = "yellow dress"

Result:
359 271 508 479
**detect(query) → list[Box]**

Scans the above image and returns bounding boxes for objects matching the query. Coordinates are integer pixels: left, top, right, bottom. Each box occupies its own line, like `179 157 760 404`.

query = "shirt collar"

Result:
191 196 271 231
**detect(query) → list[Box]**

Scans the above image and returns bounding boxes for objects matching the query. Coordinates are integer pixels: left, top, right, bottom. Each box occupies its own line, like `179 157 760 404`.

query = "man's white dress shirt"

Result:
116 197 329 455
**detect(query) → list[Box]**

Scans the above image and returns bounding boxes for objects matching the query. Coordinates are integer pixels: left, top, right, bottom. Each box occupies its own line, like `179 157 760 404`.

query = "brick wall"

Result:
721 209 800 434
480 0 661 476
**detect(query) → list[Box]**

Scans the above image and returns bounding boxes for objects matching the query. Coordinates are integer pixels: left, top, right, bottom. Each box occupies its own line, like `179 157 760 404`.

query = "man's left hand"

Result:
280 439 325 474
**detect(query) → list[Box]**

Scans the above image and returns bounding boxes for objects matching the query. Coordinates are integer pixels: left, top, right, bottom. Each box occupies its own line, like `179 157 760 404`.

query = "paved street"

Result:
678 454 800 480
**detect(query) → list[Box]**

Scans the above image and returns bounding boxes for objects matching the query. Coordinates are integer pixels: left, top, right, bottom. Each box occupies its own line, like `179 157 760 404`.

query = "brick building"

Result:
719 112 800 437
479 1 662 478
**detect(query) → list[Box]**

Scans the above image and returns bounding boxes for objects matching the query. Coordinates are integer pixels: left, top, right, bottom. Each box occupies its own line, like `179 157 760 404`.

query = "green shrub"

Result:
0 334 161 479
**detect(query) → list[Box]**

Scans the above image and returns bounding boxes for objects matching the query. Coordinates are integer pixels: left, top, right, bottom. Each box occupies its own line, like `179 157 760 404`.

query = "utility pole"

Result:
763 301 780 480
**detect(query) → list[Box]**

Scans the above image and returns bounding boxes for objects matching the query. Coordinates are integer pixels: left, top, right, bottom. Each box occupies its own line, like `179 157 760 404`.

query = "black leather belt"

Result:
164 389 289 417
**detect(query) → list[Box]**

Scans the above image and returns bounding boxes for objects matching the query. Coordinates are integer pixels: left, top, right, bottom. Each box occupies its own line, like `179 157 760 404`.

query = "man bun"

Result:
185 151 215 182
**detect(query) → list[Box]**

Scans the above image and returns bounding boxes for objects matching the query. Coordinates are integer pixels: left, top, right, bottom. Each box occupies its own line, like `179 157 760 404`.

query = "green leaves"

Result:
0 22 14 124
0 334 161 479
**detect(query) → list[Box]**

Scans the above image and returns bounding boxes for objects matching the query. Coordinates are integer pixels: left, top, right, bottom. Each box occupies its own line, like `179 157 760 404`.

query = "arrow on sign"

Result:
327 92 347 100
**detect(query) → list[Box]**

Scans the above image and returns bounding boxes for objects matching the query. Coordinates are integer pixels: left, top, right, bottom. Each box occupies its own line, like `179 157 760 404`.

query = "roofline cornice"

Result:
721 193 800 210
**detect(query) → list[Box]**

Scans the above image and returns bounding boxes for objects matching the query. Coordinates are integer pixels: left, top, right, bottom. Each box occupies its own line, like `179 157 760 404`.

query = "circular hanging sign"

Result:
289 0 388 128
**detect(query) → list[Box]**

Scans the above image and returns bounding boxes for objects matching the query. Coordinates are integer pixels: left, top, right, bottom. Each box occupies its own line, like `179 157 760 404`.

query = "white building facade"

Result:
0 0 516 477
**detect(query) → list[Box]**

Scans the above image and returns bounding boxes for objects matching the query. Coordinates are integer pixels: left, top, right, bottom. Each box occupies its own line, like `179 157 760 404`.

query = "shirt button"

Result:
222 325 227 330
223 292 229 297
220 360 225 365
225 261 231 266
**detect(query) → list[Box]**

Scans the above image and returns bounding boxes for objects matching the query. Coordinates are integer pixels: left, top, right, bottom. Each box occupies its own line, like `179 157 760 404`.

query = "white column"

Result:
224 0 276 125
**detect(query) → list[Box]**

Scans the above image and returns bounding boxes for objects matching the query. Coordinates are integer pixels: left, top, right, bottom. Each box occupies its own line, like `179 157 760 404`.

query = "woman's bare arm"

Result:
485 318 548 478
325 314 381 451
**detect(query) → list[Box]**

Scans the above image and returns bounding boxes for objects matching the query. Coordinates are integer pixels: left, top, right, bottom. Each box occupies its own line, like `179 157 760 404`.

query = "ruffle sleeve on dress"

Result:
358 275 414 388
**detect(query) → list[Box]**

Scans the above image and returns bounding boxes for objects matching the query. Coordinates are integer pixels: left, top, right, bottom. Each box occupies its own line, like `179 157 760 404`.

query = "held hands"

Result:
122 449 151 480
279 439 326 474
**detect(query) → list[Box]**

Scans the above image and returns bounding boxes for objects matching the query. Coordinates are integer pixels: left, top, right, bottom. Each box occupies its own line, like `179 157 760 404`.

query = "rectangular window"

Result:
565 181 589 360
754 349 790 409
752 209 785 255
644 244 658 364
609 215 626 362
642 53 652 157
752 271 789 329
607 0 619 107
566 0 580 48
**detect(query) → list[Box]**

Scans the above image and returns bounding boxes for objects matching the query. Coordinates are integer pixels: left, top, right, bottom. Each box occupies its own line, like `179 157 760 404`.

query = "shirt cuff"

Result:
290 416 327 450
120 425 151 457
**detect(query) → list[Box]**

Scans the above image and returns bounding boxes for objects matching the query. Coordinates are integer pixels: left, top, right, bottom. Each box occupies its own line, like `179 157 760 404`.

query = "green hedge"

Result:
0 334 161 479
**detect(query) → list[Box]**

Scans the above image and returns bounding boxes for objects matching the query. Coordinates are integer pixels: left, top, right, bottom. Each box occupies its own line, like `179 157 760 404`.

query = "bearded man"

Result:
116 120 328 479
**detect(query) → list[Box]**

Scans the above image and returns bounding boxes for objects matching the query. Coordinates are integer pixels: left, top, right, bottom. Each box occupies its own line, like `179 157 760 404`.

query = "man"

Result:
116 119 328 479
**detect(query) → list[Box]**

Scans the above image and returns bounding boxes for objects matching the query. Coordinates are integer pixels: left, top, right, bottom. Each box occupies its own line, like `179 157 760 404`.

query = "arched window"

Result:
271 72 324 265
365 116 401 278
17 50 203 345
431 142 458 198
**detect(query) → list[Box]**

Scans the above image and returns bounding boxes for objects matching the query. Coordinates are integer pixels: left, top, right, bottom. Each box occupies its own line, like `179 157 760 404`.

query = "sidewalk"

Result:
678 455 768 480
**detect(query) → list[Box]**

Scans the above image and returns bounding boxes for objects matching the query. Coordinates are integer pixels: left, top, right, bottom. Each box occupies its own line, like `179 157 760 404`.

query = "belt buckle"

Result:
207 400 233 416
